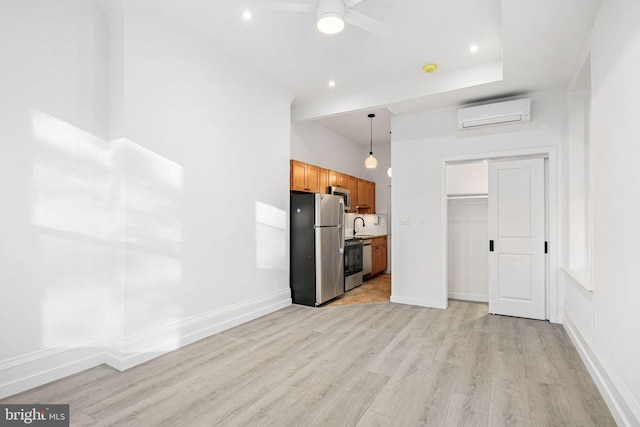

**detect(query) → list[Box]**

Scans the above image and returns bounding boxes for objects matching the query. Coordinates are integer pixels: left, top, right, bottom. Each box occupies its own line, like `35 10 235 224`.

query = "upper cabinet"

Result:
357 178 375 214
328 170 346 188
319 168 329 194
345 175 358 213
290 160 320 193
290 160 376 213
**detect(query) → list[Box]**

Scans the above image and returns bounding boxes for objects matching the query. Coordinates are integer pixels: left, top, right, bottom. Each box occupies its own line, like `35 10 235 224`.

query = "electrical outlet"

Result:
400 217 411 225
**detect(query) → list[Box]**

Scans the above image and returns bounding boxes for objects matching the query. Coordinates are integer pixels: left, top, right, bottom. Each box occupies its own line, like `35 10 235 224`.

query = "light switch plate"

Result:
400 217 411 225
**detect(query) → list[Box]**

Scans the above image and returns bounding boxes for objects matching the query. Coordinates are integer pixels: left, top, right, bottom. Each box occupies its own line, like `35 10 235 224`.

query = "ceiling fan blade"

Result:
344 0 365 7
250 1 317 13
344 9 393 37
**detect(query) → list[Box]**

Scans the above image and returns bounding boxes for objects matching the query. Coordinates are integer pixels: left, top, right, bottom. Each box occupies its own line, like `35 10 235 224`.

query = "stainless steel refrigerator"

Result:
290 193 345 306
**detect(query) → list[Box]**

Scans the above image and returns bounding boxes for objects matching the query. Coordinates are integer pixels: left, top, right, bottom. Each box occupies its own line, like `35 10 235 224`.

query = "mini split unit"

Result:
457 98 531 129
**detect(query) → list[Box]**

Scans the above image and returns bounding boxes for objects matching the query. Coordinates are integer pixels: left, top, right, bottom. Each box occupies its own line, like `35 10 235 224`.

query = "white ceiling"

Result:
143 0 601 146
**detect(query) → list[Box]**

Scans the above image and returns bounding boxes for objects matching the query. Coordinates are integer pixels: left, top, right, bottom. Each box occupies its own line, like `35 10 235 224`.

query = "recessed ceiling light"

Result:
242 10 252 21
422 63 438 74
470 44 479 53
328 80 336 88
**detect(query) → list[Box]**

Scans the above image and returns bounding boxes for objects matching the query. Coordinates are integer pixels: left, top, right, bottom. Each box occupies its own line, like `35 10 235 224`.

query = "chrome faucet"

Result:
353 216 365 236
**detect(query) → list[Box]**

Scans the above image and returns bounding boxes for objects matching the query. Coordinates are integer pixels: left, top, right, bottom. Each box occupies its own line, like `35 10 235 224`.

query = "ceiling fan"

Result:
253 0 393 36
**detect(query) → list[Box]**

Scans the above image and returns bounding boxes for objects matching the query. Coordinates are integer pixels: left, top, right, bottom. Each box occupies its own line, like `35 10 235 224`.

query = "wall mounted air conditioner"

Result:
457 98 531 129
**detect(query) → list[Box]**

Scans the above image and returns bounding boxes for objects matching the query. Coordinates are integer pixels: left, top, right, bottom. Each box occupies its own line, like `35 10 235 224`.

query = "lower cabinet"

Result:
369 236 387 277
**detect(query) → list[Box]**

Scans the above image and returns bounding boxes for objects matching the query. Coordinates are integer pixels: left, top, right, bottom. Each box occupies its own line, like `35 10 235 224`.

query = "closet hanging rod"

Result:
447 194 488 200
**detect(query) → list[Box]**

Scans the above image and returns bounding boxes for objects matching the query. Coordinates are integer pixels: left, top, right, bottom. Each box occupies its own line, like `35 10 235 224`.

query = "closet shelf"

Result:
447 194 488 200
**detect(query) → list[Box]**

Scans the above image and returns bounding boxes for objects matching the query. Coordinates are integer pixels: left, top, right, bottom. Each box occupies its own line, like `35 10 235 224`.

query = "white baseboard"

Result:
390 295 447 309
0 337 105 400
105 289 292 371
564 310 640 427
0 290 292 399
448 292 488 303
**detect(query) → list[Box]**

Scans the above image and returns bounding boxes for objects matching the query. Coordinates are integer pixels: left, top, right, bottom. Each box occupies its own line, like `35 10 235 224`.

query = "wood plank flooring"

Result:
1 301 615 426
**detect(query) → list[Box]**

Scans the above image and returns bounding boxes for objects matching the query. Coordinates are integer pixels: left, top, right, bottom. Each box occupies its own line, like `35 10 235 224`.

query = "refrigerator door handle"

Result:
338 199 345 253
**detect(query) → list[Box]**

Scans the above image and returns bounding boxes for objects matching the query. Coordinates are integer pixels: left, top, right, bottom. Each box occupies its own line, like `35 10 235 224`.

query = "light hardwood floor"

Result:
1 301 615 426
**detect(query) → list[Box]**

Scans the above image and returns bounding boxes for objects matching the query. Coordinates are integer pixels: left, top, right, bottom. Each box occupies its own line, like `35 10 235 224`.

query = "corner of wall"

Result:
0 338 106 400
104 289 291 371
0 290 292 399
564 310 640 427
390 295 447 310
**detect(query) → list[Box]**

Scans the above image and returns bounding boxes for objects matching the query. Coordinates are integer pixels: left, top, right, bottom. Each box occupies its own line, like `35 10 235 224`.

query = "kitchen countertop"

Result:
345 234 387 241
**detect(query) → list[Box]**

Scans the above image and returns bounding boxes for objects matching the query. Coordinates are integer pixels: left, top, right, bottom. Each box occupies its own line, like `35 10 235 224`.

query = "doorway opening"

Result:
446 161 489 303
324 273 391 307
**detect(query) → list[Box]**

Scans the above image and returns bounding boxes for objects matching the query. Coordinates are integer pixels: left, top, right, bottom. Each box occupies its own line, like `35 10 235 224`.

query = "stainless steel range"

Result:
344 238 363 291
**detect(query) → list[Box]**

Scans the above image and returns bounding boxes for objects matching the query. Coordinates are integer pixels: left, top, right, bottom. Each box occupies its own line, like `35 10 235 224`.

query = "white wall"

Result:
563 1 640 424
565 90 591 269
447 198 488 302
391 90 563 310
446 162 488 196
0 0 111 395
0 0 293 397
291 121 392 213
112 2 292 365
445 163 489 302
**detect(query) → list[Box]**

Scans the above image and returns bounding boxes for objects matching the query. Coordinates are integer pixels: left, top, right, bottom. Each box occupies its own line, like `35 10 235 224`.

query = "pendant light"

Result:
365 113 377 168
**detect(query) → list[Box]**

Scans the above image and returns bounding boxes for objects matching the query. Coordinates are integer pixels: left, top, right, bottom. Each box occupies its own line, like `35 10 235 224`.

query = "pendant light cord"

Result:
365 113 377 168
368 113 375 155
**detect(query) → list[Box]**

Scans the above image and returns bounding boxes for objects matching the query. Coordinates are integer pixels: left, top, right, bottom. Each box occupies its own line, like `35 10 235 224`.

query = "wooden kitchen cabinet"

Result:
290 160 320 193
370 236 387 276
290 161 374 210
328 170 358 212
319 168 329 194
328 170 347 188
345 174 358 213
357 179 375 213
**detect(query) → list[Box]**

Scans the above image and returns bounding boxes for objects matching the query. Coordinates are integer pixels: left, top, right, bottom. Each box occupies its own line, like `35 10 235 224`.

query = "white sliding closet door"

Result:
488 158 545 320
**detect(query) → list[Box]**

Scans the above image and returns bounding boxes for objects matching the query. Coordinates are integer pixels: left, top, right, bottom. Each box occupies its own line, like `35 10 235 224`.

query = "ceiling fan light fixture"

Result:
259 0 391 37
317 12 344 34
